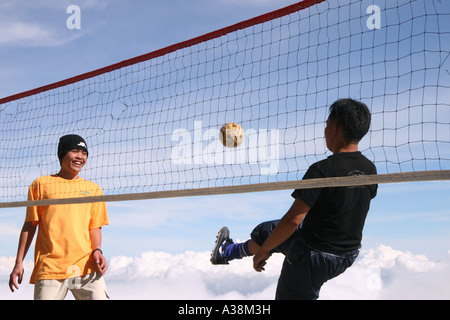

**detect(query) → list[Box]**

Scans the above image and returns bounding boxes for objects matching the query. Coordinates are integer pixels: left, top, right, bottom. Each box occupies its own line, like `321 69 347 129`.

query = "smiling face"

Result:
59 149 88 179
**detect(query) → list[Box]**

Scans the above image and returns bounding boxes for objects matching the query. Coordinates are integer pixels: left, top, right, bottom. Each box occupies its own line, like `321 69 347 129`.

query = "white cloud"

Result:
0 21 80 47
105 250 284 300
106 245 450 300
322 245 450 300
0 0 107 47
1 245 448 300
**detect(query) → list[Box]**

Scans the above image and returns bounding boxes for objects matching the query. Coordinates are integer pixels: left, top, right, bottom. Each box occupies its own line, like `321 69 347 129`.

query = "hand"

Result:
92 250 108 275
253 249 271 272
9 262 24 292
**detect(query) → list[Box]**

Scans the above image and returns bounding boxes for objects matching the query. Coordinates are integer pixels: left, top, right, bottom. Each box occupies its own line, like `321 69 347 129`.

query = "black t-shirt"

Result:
291 152 377 254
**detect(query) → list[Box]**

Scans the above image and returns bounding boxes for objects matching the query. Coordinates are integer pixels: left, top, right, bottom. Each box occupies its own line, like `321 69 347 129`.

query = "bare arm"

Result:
253 199 309 272
9 221 37 292
90 227 107 275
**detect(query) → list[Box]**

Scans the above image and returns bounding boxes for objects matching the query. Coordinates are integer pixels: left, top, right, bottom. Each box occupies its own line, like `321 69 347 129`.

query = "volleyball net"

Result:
1 0 449 207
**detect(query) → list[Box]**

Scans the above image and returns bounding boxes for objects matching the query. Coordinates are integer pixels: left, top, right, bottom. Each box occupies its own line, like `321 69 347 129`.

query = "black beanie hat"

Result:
57 134 89 163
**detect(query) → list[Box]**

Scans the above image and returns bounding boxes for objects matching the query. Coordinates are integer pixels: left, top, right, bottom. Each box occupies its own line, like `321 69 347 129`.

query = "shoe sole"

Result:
210 226 230 265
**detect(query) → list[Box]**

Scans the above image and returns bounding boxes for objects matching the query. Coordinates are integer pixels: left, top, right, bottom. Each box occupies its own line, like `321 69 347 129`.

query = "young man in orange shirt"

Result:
9 134 110 300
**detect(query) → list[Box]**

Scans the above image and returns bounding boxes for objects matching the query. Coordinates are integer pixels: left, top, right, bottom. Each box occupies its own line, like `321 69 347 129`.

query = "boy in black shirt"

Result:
210 98 377 300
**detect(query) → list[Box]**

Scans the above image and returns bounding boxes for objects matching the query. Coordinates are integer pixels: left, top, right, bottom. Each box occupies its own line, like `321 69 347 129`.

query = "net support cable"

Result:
1 170 449 208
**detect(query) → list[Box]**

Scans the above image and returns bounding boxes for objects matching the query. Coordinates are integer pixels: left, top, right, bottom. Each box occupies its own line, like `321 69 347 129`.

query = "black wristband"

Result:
92 248 103 255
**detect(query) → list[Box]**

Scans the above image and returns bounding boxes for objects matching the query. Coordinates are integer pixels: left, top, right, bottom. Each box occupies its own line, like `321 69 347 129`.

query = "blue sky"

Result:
0 0 303 99
0 0 449 300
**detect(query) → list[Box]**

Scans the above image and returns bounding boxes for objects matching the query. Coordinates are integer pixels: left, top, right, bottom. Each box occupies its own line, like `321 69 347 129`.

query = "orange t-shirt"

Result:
26 175 109 284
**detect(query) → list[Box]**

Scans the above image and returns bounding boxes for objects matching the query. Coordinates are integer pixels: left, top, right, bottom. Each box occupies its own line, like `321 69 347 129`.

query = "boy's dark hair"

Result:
328 99 371 143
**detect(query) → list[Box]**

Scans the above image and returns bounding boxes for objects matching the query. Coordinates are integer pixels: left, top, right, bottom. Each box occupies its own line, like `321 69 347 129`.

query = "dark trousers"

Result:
250 220 359 300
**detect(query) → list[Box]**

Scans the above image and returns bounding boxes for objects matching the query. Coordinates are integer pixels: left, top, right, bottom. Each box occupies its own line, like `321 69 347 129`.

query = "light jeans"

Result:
34 272 109 300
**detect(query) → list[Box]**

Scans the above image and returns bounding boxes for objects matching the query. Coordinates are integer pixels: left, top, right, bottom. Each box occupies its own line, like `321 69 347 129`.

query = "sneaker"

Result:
210 226 234 265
